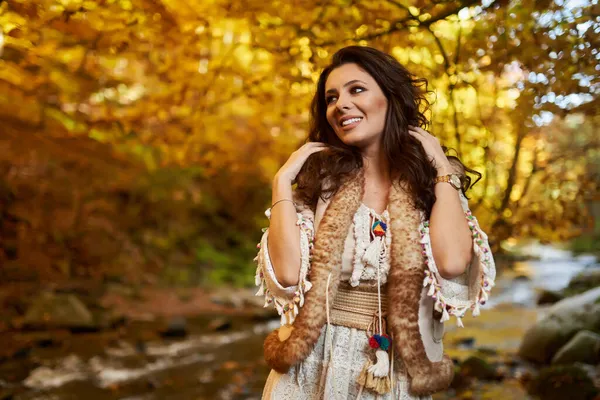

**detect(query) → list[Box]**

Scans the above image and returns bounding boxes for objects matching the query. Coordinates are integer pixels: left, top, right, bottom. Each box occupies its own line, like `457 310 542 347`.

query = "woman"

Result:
254 46 496 399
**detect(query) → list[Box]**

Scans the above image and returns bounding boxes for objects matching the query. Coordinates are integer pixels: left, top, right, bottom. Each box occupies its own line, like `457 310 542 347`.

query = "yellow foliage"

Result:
0 0 595 254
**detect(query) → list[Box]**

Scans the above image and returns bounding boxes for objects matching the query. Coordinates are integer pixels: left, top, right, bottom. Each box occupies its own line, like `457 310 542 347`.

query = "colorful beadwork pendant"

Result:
372 220 387 237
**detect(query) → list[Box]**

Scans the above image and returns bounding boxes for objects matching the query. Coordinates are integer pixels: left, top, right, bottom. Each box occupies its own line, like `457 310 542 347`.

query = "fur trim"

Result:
387 181 454 395
263 173 454 395
264 171 364 373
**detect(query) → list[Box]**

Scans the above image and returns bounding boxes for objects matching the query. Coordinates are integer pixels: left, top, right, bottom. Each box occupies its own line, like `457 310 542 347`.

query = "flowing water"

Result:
2 244 597 400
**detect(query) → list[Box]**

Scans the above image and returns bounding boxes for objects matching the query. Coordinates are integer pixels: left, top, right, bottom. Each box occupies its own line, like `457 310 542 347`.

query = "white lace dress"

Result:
254 191 496 399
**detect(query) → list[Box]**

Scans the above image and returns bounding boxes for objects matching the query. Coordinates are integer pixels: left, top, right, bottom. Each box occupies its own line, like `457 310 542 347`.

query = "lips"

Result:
339 116 363 131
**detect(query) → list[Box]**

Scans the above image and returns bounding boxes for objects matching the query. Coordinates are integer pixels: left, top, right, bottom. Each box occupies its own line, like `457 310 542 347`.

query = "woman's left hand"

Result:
407 125 451 173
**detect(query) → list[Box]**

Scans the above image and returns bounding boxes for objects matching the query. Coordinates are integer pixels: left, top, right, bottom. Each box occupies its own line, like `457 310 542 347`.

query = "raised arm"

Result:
267 142 326 285
254 143 326 325
428 161 473 279
267 175 304 286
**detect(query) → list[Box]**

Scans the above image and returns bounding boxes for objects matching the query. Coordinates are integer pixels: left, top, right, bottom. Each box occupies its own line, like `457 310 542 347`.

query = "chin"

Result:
337 130 375 148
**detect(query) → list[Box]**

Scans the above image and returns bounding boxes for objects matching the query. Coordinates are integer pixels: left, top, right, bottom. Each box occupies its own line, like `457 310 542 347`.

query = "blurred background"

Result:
0 0 599 399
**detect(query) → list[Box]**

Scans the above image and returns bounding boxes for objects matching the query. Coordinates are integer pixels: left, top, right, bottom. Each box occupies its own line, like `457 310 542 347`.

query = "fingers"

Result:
407 127 424 141
301 142 328 154
407 125 427 136
408 126 439 142
305 142 328 148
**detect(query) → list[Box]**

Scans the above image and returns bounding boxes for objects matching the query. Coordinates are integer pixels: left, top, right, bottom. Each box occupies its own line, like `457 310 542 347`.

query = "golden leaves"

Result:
0 0 595 249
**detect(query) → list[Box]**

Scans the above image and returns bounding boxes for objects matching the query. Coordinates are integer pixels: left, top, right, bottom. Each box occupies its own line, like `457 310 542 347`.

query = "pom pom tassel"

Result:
358 334 392 394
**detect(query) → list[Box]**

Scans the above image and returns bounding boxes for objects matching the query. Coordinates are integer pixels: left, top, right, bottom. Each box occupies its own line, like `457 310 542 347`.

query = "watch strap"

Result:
434 173 461 190
434 175 450 184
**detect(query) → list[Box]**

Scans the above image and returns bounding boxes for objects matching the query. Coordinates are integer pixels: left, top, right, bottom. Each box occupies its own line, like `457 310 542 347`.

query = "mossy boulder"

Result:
551 330 600 365
459 355 499 380
23 292 95 330
519 287 600 363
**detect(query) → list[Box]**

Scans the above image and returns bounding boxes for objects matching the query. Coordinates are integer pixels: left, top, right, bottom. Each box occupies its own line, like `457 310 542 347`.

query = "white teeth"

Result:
341 117 362 126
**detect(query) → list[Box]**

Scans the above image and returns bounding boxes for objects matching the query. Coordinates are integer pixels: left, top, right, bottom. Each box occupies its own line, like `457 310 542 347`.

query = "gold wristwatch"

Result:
434 173 461 190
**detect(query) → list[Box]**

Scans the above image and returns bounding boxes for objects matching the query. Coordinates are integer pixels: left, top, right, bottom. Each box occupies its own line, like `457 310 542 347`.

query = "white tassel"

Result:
362 236 381 268
427 282 436 297
423 275 431 287
255 284 264 296
441 307 450 322
456 316 464 328
472 302 481 317
254 268 262 286
434 299 443 313
304 281 313 292
274 301 283 314
367 349 390 377
350 271 362 287
480 290 489 302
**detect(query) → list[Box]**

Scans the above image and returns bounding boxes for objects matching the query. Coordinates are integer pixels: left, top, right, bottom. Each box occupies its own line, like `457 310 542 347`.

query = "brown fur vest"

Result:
263 170 454 396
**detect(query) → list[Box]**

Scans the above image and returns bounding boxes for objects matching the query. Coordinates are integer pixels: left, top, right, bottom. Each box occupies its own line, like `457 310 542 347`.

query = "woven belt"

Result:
330 282 388 331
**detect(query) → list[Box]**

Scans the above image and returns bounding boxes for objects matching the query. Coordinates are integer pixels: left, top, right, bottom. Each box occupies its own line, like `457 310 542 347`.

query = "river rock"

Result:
551 330 600 365
160 316 187 338
208 317 232 332
453 337 476 348
527 365 598 400
563 269 600 297
210 289 245 309
537 289 564 305
518 287 600 363
23 292 95 330
459 356 499 380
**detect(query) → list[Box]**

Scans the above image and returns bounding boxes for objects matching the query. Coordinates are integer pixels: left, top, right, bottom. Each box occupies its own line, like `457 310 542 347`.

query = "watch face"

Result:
450 175 461 188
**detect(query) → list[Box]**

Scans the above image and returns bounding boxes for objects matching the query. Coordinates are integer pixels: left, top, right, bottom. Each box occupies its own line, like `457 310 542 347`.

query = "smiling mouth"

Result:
340 117 363 130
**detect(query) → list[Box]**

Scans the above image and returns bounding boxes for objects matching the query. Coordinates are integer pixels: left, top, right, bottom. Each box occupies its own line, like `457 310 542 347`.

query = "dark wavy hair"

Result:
294 46 481 219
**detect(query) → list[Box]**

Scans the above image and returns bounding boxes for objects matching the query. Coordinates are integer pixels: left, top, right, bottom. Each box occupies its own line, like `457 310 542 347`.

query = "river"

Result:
2 243 597 400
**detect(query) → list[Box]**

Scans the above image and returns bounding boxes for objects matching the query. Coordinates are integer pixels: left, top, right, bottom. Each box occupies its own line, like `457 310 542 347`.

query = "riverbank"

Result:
1 244 598 399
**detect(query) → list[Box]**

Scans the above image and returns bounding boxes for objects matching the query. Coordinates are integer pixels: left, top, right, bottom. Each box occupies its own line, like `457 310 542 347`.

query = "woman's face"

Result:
324 63 388 150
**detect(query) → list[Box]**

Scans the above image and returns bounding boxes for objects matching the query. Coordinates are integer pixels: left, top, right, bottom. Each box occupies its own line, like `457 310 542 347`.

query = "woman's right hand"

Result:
275 142 328 184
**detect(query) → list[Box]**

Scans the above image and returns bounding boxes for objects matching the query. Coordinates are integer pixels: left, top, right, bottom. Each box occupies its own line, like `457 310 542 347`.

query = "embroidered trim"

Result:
350 204 392 287
254 208 314 325
418 209 495 327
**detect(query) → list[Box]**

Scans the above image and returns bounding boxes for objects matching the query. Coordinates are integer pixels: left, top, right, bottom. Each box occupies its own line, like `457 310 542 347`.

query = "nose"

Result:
335 93 352 113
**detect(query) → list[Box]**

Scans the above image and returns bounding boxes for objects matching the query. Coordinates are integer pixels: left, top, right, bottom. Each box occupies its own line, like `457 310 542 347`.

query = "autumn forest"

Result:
1 0 599 398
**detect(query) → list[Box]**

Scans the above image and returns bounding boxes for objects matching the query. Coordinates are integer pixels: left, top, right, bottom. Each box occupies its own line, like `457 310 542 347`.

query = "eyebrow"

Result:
325 79 368 95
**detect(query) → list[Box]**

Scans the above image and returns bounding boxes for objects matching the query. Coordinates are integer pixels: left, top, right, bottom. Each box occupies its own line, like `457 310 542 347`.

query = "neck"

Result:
361 145 390 184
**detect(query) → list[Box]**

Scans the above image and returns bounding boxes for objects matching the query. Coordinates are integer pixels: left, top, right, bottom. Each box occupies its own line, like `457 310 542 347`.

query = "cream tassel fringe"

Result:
358 359 391 394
